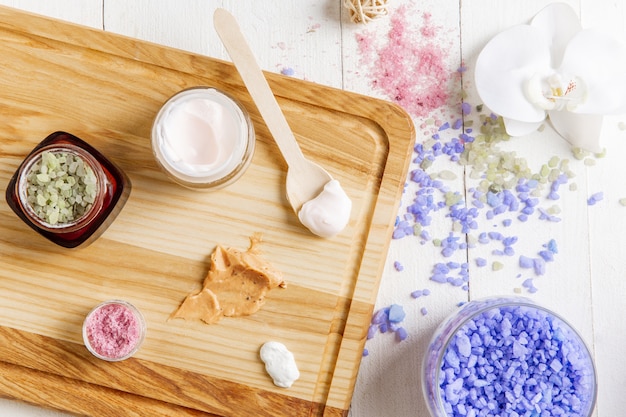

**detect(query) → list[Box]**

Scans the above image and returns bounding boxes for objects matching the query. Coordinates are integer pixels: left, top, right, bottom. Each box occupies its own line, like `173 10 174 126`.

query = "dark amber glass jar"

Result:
5 131 131 248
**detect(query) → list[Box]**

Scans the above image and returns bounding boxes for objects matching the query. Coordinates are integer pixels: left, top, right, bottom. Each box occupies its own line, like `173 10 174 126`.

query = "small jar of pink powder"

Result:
82 300 146 362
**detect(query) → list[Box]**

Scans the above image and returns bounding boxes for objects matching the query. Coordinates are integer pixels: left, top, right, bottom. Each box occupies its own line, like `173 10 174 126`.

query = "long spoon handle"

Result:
213 8 304 167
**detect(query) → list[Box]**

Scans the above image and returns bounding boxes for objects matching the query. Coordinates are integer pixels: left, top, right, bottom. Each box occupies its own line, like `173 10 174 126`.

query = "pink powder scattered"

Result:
85 302 143 360
356 5 452 118
307 23 321 33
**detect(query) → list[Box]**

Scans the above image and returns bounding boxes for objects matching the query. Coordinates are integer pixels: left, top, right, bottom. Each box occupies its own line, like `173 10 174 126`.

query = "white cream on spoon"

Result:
298 179 352 238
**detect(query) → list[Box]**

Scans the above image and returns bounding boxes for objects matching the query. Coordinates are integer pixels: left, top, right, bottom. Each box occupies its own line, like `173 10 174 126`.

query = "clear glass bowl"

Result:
5 131 131 248
422 297 597 417
82 300 146 362
151 86 255 191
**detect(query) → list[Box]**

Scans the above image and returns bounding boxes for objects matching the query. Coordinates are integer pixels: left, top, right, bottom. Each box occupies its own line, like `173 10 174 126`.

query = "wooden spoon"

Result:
213 8 333 214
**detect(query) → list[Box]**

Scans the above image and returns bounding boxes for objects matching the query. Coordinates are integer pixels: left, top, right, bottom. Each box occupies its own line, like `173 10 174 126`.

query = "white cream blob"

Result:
259 341 300 388
298 179 352 238
152 88 252 186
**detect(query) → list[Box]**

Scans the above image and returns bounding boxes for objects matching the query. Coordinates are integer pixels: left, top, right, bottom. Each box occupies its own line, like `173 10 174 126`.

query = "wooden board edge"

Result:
0 361 211 417
321 100 416 413
0 327 326 417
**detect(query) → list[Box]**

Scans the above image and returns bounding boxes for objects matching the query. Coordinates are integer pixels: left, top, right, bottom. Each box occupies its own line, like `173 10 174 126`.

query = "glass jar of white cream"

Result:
151 87 255 190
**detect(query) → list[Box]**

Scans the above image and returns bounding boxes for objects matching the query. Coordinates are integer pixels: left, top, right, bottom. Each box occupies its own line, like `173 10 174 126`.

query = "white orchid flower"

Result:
475 3 626 152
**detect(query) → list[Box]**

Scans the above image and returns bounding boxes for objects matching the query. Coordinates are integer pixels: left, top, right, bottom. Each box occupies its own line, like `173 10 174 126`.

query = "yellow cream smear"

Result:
171 234 285 324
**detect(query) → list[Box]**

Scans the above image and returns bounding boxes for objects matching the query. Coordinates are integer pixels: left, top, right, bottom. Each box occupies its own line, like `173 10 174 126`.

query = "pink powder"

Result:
85 302 143 360
356 5 452 118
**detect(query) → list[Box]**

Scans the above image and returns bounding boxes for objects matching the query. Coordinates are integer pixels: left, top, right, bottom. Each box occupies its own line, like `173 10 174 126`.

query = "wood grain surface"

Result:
0 6 414 417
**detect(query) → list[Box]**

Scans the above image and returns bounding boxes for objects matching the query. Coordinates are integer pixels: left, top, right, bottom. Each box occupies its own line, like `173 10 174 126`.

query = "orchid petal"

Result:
502 117 544 137
548 110 604 152
530 3 582 68
475 25 550 123
559 29 626 115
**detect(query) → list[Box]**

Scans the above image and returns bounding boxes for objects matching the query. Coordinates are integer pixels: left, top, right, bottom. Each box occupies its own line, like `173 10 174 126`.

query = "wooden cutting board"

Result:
0 6 415 417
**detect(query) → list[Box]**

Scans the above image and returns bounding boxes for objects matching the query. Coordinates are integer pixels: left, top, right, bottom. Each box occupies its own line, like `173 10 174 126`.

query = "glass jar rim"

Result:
82 299 146 362
151 86 255 190
16 144 105 232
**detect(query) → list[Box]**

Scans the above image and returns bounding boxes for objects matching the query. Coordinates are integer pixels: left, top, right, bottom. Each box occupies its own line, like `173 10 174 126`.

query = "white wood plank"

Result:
580 1 626 416
0 0 102 28
103 0 343 89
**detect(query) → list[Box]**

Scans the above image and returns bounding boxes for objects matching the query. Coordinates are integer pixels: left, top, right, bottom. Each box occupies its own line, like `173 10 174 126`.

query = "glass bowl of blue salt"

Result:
422 297 596 417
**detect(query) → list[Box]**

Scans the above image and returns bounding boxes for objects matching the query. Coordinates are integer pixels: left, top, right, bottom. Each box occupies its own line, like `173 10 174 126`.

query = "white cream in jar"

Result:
151 87 255 190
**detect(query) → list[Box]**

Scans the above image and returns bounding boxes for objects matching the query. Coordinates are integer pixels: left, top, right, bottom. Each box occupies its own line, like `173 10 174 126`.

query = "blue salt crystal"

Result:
439 122 450 131
392 227 407 239
519 256 534 269
546 239 558 253
367 324 377 339
587 192 604 205
525 198 539 207
503 219 512 227
473 379 489 388
492 204 506 215
539 250 554 262
452 278 465 287
371 308 388 324
388 304 406 323
393 261 404 271
396 327 408 342
550 359 563 372
461 102 471 115
486 192 502 208
456 333 472 357
442 247 455 257
411 290 423 299
533 258 546 276
423 288 431 296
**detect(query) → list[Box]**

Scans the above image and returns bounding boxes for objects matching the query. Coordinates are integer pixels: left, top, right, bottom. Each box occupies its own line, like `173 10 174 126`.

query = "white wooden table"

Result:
1 1 624 416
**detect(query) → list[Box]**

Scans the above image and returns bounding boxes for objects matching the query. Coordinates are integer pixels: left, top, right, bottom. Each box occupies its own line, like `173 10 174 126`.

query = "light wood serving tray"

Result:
0 6 415 417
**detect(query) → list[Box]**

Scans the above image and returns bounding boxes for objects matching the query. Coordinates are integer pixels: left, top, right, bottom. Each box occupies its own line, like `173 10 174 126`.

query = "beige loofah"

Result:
343 0 389 24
